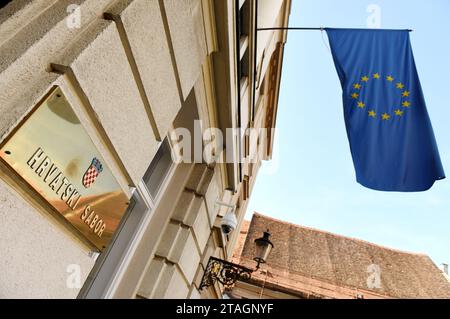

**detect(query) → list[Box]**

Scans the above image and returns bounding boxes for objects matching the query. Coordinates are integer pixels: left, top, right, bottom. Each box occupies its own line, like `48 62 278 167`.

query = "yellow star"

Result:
395 109 404 116
368 110 376 118
402 101 411 107
357 101 365 108
353 83 361 90
373 73 380 79
351 93 359 99
396 82 404 89
386 75 394 82
361 76 369 82
382 113 391 120
402 91 410 97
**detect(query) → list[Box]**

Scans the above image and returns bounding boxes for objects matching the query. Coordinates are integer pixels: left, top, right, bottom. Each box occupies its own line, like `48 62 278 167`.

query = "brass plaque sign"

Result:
0 86 129 250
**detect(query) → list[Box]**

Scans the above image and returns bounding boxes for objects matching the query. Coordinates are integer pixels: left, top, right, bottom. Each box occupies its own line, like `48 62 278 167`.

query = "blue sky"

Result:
247 0 450 266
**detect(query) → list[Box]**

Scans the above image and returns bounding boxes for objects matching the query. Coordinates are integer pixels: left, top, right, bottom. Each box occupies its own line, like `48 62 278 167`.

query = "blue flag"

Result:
326 28 445 191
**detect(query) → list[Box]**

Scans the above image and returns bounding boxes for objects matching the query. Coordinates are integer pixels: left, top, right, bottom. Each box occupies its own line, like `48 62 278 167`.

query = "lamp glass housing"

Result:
253 231 274 268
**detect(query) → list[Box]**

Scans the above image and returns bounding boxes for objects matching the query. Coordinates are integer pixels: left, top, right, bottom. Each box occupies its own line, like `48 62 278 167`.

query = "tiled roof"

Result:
235 213 450 299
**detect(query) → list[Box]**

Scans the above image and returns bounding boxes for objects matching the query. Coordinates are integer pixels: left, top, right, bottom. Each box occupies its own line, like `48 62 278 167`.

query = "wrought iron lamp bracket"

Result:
199 257 253 290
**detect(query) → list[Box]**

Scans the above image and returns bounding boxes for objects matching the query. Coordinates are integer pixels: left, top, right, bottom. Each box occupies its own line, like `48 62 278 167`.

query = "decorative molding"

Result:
103 12 161 142
201 0 219 54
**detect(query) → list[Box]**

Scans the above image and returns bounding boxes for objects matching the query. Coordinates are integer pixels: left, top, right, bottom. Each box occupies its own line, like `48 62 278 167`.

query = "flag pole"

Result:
256 27 413 32
257 27 325 31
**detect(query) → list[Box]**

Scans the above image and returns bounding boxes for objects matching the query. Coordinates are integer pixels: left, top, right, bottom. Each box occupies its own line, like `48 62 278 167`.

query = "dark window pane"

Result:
144 139 173 198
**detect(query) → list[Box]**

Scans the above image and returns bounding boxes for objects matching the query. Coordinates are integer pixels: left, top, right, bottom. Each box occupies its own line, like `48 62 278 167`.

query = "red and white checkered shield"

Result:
82 157 103 188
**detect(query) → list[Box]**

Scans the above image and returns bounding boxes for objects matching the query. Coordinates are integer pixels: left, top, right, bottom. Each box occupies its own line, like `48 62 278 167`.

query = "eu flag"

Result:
326 28 445 191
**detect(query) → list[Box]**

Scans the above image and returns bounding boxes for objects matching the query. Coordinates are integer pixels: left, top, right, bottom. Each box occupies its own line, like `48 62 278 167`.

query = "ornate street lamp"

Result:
253 230 274 269
199 230 274 290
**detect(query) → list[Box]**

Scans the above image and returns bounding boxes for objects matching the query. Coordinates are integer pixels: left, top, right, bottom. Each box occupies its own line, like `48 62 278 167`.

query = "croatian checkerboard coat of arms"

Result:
82 157 103 188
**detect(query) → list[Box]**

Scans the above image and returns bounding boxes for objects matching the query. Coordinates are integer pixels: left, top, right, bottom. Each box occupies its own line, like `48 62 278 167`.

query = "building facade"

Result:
0 0 291 298
232 213 450 299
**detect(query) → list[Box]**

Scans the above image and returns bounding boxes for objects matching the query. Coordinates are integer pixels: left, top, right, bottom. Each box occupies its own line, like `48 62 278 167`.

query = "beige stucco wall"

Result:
102 0 290 299
164 0 207 100
0 0 113 139
0 174 94 299
135 163 218 299
53 19 159 185
0 0 172 298
0 0 290 299
106 0 182 140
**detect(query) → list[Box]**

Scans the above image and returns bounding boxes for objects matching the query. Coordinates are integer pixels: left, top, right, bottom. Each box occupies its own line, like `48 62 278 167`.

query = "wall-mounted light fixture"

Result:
253 230 274 269
199 230 274 290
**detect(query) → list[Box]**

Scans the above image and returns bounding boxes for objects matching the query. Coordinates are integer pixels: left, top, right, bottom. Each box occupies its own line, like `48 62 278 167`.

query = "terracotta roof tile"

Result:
237 213 450 299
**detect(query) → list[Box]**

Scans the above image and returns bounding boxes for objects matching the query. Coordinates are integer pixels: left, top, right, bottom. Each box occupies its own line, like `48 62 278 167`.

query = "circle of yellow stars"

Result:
350 73 411 121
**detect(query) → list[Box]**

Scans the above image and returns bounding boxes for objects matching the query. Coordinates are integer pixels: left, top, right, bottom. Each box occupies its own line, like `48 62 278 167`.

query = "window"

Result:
255 72 266 115
82 139 175 298
238 0 251 87
143 139 173 199
255 50 265 89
